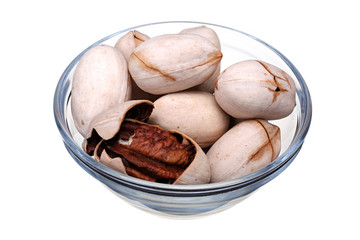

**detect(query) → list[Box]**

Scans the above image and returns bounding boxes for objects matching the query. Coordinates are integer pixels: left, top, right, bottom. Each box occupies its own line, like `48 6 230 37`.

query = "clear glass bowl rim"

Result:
53 20 312 193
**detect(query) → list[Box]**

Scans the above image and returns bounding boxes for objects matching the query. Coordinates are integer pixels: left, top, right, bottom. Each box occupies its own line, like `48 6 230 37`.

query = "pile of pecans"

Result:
71 25 296 184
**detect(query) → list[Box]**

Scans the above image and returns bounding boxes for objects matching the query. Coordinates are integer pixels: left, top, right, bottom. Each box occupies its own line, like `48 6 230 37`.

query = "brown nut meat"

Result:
98 121 192 182
94 119 210 184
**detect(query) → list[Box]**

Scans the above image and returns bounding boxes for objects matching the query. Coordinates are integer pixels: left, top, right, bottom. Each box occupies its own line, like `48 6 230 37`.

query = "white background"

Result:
1 0 359 239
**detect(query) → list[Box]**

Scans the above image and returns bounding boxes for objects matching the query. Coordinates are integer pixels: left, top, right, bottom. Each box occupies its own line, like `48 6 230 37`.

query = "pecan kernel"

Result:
104 121 195 183
118 122 191 166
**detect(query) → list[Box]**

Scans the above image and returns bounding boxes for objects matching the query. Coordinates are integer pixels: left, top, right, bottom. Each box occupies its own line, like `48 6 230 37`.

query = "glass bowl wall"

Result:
54 21 311 217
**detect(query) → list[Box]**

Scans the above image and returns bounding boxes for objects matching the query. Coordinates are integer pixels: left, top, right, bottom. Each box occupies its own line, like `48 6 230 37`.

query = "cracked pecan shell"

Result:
83 99 154 153
94 119 210 185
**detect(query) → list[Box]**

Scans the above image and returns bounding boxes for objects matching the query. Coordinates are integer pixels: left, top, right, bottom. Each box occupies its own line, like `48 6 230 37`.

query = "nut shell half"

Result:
82 100 154 155
85 100 154 140
172 133 210 185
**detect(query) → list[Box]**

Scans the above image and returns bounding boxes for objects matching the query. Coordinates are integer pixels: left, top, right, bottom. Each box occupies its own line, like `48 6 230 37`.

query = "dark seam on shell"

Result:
255 120 275 160
255 60 289 103
190 51 222 70
132 53 176 81
133 31 146 42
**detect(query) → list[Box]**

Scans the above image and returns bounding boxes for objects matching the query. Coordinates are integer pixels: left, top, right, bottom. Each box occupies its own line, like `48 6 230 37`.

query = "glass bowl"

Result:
53 21 312 217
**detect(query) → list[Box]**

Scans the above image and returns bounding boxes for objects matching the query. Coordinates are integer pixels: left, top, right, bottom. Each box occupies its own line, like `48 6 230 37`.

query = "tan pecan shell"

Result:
83 100 154 154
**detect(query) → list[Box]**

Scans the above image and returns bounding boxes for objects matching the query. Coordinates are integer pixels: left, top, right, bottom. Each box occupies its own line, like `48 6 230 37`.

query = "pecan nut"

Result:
207 119 281 183
83 100 210 185
98 120 196 183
